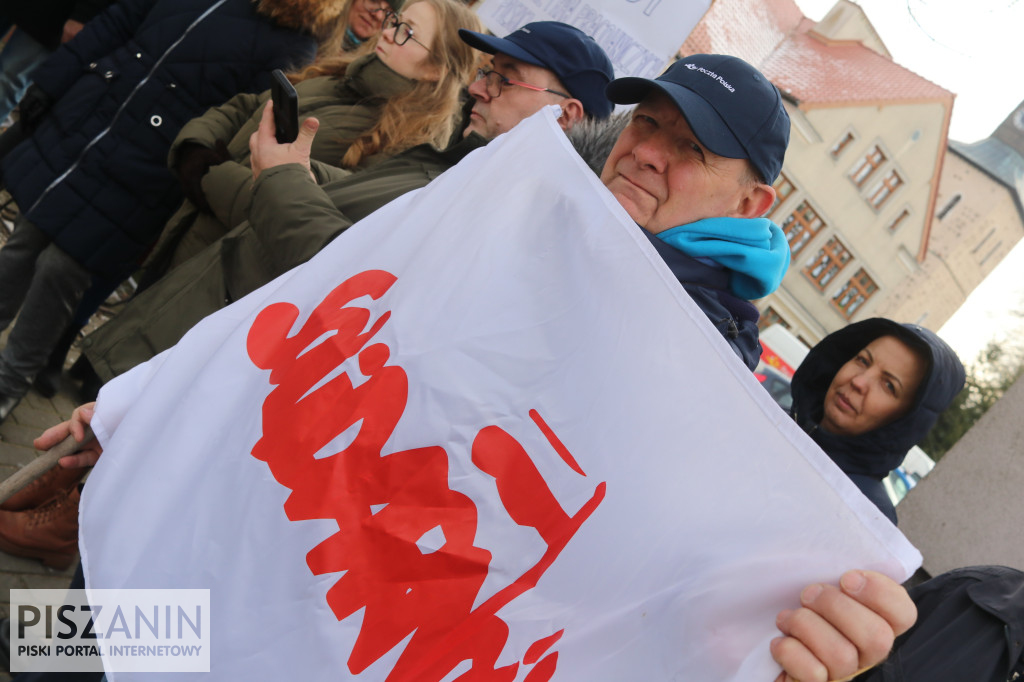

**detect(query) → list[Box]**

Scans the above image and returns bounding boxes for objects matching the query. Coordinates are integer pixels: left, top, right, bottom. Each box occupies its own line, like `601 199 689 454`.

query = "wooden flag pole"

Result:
0 426 95 505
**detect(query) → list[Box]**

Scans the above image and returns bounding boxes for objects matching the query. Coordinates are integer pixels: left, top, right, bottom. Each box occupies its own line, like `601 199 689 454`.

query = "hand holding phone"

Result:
270 69 299 144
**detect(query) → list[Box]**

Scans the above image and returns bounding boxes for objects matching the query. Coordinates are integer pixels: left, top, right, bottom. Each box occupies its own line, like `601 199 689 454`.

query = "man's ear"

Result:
734 182 776 219
556 98 586 131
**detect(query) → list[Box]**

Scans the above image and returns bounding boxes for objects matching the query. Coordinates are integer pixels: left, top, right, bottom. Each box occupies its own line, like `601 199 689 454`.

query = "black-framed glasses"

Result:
382 12 431 50
362 0 389 14
475 68 569 100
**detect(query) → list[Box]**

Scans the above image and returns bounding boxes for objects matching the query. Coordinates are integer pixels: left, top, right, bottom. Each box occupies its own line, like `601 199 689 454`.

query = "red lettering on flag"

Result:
246 271 606 680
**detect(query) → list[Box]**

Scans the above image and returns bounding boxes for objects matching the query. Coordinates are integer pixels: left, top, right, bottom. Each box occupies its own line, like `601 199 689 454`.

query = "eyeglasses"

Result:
475 69 569 100
382 12 431 50
362 0 390 15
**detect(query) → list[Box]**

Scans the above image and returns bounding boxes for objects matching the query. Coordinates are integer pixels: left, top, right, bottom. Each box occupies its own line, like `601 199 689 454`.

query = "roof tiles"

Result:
679 0 952 108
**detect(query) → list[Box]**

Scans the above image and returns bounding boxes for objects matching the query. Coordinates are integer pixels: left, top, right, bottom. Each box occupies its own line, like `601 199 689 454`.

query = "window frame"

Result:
831 268 878 320
803 236 853 291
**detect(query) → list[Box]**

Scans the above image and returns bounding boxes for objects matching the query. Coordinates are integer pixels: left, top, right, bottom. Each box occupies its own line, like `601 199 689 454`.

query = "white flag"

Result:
82 108 919 681
475 0 711 79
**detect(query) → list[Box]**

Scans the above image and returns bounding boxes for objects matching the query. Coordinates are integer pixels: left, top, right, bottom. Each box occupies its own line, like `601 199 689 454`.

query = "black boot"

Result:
32 323 82 399
0 392 20 426
70 356 104 403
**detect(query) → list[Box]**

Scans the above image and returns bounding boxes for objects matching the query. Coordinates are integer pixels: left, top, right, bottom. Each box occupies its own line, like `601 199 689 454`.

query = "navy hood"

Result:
790 318 965 480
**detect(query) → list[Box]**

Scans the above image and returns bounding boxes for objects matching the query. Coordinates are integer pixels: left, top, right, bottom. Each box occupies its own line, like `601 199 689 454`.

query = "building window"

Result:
781 201 825 256
804 237 852 290
768 172 796 218
936 193 961 220
849 146 886 187
972 228 996 254
832 268 878 320
758 306 790 331
830 131 855 159
886 208 910 232
867 169 904 209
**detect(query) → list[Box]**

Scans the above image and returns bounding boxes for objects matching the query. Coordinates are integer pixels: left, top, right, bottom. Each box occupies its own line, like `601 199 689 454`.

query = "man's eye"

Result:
633 114 655 127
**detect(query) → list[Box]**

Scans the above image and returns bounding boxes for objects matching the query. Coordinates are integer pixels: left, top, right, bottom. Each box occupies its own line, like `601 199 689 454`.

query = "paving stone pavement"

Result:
0 190 109 679
0 376 82 681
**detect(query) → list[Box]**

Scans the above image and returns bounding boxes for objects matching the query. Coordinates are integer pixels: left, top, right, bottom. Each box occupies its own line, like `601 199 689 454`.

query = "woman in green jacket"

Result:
148 0 482 280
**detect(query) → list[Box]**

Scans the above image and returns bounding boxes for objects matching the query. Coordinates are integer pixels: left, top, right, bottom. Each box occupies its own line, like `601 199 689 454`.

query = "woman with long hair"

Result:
148 0 483 279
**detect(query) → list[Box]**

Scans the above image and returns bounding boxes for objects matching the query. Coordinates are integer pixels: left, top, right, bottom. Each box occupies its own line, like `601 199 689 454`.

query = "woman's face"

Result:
347 0 388 41
820 335 928 437
375 2 440 81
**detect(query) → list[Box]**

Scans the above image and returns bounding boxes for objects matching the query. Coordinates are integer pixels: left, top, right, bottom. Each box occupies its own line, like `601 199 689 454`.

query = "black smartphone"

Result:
270 69 299 144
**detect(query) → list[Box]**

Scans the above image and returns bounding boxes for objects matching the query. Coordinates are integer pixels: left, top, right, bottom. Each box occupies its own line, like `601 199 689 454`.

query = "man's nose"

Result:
632 134 667 172
467 76 490 102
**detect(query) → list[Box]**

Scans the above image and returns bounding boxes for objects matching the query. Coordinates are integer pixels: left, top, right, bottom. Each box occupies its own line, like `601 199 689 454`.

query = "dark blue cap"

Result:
606 54 790 182
459 22 615 119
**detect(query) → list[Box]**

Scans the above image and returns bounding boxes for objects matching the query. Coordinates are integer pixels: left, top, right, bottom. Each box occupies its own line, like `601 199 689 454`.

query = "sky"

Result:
793 0 1024 363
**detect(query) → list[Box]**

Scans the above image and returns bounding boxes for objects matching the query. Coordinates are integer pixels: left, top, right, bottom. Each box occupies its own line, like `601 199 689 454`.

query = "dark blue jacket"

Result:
789 318 965 523
645 231 762 370
2 0 317 278
855 565 1024 681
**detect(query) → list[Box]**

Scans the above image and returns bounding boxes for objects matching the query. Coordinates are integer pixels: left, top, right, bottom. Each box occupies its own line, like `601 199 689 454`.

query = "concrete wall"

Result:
898 373 1024 574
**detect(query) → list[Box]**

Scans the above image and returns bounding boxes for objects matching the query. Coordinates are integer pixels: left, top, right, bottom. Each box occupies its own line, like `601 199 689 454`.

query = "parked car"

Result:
882 448 936 506
754 363 794 411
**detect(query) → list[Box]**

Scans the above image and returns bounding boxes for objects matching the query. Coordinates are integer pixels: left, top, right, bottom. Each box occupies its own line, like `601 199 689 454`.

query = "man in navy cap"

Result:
458 21 614 138
596 54 792 370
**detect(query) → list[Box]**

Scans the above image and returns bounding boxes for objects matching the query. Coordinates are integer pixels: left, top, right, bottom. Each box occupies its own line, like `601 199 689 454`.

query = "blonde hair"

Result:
291 0 483 168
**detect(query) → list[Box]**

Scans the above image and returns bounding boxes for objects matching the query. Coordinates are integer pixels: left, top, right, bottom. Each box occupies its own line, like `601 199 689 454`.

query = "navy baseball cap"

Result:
606 54 790 182
459 22 615 119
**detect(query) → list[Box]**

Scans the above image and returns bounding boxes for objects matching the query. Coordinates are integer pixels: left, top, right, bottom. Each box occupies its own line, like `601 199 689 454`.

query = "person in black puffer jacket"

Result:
854 564 1024 681
789 318 966 524
0 0 342 424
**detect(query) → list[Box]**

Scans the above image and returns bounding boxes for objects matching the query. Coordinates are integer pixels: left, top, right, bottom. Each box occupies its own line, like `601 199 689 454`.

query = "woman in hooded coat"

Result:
789 317 965 524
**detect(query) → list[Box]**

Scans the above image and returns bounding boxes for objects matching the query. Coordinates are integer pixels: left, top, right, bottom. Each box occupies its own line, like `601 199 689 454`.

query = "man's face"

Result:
464 54 567 140
600 91 757 233
347 0 388 41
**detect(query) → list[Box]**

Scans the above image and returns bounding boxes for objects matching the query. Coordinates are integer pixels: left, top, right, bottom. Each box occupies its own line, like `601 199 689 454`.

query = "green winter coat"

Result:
146 53 415 277
80 134 488 381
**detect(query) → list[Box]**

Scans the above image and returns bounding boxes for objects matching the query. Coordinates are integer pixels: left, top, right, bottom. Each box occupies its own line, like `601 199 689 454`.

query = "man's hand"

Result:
33 402 103 469
249 101 318 182
771 570 916 682
17 84 53 133
62 19 86 43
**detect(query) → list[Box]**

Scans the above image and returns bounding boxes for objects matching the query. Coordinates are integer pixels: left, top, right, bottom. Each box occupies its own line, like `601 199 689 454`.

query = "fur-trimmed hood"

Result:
255 0 346 39
567 111 630 176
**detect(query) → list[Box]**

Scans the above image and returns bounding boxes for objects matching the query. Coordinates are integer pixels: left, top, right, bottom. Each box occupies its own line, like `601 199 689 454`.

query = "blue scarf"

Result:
655 217 790 299
345 27 364 48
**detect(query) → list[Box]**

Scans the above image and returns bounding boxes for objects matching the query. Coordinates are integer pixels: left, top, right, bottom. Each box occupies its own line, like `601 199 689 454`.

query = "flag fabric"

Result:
81 107 920 681
475 0 711 80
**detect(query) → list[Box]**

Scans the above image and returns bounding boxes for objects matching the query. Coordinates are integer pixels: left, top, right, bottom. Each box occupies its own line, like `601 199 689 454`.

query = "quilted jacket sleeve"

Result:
168 91 266 169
